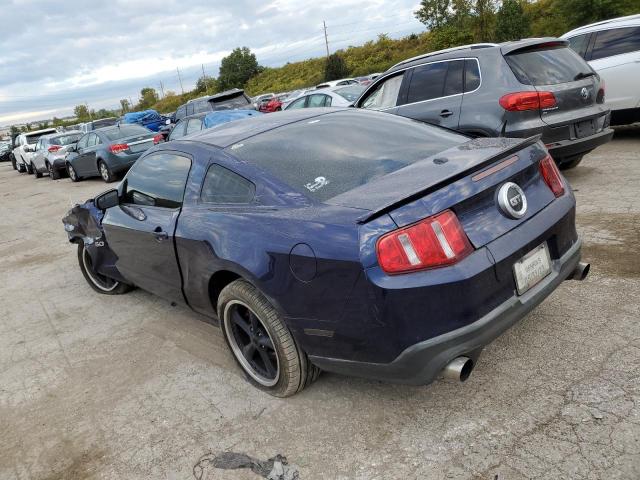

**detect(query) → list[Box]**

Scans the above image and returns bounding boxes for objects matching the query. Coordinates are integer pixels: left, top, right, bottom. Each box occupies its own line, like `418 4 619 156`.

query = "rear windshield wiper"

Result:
574 71 597 80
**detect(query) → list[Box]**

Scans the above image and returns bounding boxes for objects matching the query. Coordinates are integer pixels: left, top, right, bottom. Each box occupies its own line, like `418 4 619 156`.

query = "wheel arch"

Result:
208 269 242 313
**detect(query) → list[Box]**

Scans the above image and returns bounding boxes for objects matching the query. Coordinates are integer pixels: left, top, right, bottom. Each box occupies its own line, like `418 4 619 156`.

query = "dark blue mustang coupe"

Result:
63 109 589 397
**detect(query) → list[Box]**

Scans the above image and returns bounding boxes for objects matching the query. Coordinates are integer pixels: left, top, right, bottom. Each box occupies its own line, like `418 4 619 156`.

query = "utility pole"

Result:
158 80 165 99
201 64 208 93
177 67 184 95
323 20 330 58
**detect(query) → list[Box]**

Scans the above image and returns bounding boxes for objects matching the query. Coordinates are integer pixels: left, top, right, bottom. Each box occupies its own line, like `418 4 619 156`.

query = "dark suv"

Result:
354 38 613 169
173 89 253 122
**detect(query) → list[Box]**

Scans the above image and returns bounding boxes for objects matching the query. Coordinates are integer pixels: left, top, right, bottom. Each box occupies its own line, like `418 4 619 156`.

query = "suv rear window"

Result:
505 45 593 85
225 110 466 202
102 125 150 141
211 95 250 110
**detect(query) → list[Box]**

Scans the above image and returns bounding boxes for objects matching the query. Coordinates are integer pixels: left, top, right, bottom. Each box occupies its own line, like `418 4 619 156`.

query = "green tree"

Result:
195 75 217 94
555 0 636 30
495 0 529 41
218 47 261 90
138 87 159 109
415 0 451 29
73 104 90 121
324 53 349 81
10 125 19 136
473 0 496 42
120 99 130 114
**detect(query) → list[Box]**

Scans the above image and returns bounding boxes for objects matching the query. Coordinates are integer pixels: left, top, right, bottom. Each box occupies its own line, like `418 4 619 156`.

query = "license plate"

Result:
576 119 596 138
129 141 152 153
513 243 552 295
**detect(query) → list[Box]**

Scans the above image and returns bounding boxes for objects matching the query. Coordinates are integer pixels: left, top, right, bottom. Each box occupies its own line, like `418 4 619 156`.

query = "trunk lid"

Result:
329 137 556 248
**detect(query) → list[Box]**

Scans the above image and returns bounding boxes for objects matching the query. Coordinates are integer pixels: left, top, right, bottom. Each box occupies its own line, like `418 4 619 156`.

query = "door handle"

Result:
153 227 169 241
440 109 453 118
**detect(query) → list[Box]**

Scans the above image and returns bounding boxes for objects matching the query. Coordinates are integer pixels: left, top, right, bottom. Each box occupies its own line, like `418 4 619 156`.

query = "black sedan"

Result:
66 125 162 183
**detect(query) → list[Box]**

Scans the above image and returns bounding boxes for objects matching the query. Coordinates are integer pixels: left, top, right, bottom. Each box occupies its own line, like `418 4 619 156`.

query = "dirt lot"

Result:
1 130 639 480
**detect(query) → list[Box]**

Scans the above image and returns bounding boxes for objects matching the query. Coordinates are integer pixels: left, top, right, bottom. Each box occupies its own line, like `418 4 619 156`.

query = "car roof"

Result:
185 108 342 148
23 127 57 136
43 130 82 139
186 88 246 103
563 14 640 36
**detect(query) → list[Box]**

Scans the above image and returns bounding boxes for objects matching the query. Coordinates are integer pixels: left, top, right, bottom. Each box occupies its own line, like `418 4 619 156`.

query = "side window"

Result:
195 100 210 113
464 59 481 92
123 153 192 208
186 103 195 116
201 164 255 204
77 134 89 150
86 133 98 147
186 118 203 134
443 60 464 97
361 74 403 110
176 105 187 120
287 97 307 109
325 96 333 107
406 61 449 104
36 139 43 150
590 27 640 61
567 34 591 58
168 121 186 140
308 94 328 108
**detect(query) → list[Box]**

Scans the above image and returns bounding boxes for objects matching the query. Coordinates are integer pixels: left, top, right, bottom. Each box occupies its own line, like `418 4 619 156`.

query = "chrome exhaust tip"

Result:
442 356 474 382
569 261 590 281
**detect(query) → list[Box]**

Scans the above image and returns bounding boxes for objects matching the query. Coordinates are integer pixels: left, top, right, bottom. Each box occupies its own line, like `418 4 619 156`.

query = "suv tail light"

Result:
153 133 163 144
48 145 61 152
499 91 557 111
539 154 565 197
376 210 473 274
109 143 129 154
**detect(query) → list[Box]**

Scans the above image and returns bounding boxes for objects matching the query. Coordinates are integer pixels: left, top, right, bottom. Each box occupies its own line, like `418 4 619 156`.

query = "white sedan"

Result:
284 85 365 110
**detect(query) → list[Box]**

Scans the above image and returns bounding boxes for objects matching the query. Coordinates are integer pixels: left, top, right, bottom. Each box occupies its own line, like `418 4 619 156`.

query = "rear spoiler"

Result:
356 135 542 224
500 38 569 56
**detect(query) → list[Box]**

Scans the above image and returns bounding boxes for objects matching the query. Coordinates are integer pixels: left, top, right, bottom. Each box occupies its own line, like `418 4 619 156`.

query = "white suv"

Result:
562 14 640 126
12 128 57 173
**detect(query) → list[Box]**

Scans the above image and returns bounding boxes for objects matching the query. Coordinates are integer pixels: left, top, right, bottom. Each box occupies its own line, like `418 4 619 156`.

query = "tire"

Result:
218 279 320 397
34 164 43 178
77 243 132 295
67 163 80 182
98 160 115 183
558 155 584 170
26 162 34 174
47 162 60 180
10 154 17 170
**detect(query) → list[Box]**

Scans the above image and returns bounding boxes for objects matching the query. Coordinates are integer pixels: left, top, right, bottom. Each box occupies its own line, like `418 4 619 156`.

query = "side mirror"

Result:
95 189 119 210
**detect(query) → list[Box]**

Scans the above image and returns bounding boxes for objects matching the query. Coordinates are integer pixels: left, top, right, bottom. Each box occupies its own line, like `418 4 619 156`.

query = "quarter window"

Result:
464 59 481 92
590 27 640 60
361 74 403 110
567 34 590 58
308 94 329 108
201 164 255 204
123 153 192 208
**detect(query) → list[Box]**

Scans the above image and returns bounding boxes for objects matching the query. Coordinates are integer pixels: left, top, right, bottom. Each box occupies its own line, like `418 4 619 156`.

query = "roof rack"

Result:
390 43 499 69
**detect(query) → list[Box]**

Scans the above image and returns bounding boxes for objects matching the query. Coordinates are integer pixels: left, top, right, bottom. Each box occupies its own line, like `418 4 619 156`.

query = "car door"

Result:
585 26 640 111
78 133 101 175
102 152 192 303
71 134 90 172
395 59 464 129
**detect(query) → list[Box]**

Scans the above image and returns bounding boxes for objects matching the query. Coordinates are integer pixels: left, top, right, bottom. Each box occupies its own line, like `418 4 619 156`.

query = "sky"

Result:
0 0 425 126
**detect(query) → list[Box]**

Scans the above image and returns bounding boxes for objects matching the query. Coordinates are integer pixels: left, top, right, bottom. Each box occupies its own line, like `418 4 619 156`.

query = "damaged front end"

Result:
62 200 128 284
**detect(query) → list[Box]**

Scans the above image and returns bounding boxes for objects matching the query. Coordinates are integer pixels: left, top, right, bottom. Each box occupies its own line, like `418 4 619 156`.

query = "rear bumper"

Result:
310 237 582 385
547 128 614 162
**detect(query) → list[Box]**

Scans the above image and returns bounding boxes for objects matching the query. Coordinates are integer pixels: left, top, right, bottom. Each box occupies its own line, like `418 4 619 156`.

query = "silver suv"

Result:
354 38 613 169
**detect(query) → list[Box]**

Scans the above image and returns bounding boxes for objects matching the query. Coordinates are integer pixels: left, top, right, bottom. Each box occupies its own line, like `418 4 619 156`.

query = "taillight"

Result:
109 143 128 153
376 210 473 275
539 154 565 197
499 91 557 111
597 79 605 104
153 133 163 144
48 145 61 152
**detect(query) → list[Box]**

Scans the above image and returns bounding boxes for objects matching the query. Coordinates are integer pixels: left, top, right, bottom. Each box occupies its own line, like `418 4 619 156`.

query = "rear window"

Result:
505 45 593 85
92 118 117 129
102 125 150 141
25 132 54 144
211 95 250 110
50 134 81 146
226 111 466 202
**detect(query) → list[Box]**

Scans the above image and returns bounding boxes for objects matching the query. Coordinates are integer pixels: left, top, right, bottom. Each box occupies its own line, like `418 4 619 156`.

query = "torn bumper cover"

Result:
62 200 128 284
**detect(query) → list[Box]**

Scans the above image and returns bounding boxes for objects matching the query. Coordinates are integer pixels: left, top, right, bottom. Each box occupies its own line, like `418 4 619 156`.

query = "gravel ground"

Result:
0 129 638 480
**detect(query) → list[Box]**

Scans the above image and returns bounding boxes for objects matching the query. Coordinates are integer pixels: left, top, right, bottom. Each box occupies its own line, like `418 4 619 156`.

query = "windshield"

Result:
226 110 466 202
92 118 118 128
211 95 250 110
102 125 151 141
505 45 594 86
334 85 366 102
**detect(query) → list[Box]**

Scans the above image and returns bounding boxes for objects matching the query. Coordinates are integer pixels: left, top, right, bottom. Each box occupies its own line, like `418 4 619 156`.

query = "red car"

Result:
260 94 287 113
